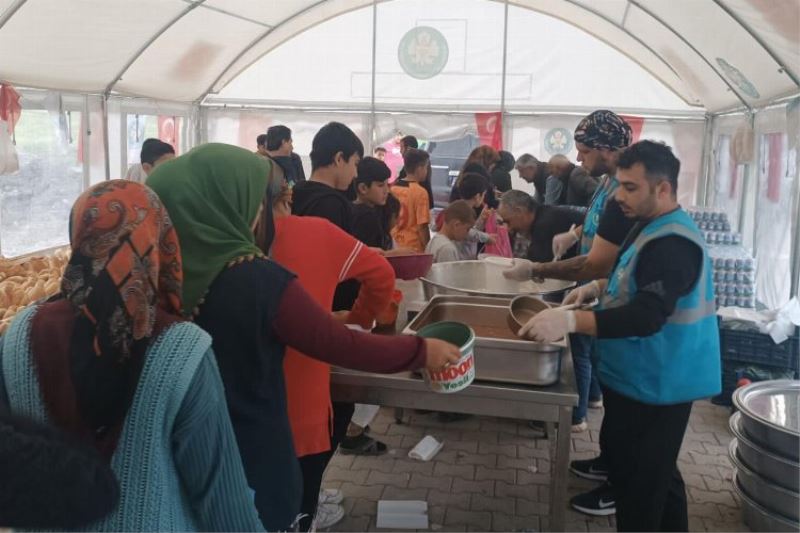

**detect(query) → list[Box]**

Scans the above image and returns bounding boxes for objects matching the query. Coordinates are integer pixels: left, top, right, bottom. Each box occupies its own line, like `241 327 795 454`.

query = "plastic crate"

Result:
719 326 800 370
711 360 799 406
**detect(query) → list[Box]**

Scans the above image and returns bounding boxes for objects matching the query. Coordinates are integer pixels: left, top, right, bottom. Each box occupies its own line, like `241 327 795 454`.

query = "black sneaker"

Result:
569 456 609 481
570 482 616 516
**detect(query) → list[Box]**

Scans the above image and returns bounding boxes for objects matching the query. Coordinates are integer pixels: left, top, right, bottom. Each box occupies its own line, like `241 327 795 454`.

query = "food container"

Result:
508 295 551 336
730 412 799 491
420 260 575 303
405 295 564 386
729 440 799 521
386 253 434 280
732 380 799 461
733 477 799 532
416 321 476 393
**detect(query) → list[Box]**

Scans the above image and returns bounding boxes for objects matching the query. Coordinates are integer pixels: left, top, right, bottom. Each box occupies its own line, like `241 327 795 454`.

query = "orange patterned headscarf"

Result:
48 179 183 446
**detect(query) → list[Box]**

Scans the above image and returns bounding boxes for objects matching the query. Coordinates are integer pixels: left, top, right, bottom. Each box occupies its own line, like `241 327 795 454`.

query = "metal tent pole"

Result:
500 0 509 148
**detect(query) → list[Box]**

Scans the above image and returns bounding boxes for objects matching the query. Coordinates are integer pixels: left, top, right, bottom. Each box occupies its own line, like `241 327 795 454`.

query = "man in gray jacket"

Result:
545 154 599 207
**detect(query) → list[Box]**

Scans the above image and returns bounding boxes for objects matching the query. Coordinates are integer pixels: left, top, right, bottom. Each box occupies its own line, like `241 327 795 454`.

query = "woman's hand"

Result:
423 339 461 371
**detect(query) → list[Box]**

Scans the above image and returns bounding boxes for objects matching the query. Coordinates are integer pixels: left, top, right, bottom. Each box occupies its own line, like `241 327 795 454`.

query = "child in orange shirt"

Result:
390 148 431 252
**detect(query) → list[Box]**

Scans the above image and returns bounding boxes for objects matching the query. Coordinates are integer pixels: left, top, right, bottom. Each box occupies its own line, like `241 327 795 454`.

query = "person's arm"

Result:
573 237 703 338
544 175 563 206
173 350 264 532
415 188 431 249
533 235 619 281
273 280 427 372
341 241 396 329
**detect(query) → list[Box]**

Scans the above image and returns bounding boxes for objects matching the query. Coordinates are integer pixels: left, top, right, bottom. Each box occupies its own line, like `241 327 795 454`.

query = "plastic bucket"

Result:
417 321 476 393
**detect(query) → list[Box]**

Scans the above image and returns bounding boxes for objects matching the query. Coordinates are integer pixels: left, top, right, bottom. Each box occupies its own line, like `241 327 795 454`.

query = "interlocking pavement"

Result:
322 400 744 532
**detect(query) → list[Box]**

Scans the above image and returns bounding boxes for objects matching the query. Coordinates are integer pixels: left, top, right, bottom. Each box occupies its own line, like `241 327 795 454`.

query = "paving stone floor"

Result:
322 400 745 532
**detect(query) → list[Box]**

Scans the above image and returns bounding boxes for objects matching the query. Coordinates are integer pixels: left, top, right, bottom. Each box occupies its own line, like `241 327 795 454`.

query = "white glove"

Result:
562 280 601 306
518 308 576 342
551 224 579 261
502 258 540 281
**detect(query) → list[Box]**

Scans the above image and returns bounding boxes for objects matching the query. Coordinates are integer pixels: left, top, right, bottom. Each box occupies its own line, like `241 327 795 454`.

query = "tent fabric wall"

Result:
1 0 798 111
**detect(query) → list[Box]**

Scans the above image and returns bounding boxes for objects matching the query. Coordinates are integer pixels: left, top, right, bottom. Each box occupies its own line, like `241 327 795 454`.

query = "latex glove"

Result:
562 280 601 306
423 339 462 371
551 224 579 261
503 258 539 281
519 308 576 343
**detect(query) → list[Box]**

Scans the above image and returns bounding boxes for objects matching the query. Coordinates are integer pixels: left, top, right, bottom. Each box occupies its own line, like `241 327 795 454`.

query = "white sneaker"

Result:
318 488 344 505
588 399 604 409
313 503 345 530
571 420 588 432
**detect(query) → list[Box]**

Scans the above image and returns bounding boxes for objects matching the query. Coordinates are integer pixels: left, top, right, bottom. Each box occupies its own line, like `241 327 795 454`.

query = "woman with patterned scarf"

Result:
0 180 263 531
146 143 460 531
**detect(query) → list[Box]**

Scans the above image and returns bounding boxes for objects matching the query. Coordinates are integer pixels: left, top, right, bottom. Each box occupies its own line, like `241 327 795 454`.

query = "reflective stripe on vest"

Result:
580 175 619 255
596 208 721 405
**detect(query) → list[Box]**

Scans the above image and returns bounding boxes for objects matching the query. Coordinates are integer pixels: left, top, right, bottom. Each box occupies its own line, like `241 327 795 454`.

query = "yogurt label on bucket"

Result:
425 350 475 393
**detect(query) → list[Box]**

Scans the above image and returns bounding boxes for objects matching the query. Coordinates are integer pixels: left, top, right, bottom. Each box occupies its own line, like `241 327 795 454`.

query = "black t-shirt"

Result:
291 181 353 234
595 197 636 246
352 203 392 251
595 215 703 339
526 205 586 262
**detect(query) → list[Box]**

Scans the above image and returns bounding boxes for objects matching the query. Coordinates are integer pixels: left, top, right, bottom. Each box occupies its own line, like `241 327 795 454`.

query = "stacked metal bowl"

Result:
728 380 799 532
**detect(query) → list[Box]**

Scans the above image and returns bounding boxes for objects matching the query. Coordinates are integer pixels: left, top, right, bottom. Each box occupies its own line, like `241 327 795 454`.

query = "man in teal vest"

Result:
518 140 721 531
505 110 636 516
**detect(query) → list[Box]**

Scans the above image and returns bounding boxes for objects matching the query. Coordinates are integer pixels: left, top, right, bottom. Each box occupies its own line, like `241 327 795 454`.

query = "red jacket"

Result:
271 215 395 457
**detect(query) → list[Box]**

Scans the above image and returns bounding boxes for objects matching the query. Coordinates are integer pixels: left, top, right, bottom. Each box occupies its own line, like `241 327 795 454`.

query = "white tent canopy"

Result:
1 0 798 111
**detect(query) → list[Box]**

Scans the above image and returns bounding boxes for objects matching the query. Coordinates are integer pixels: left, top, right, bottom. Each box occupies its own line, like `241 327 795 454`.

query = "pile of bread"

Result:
0 247 70 334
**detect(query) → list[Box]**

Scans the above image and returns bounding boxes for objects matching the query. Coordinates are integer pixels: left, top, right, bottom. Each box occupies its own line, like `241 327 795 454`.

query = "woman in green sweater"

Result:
0 180 263 531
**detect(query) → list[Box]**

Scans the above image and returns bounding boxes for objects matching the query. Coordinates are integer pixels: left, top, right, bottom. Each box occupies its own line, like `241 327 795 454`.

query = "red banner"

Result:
620 114 645 144
158 115 179 154
475 112 503 150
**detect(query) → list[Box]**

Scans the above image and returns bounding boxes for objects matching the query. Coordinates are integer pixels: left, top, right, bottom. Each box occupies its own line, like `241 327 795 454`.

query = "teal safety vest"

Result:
596 208 721 405
580 174 619 255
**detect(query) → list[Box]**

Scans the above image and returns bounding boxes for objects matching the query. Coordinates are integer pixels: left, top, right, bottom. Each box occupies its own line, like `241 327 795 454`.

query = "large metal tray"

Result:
730 412 799 492
733 380 799 461
420 260 575 302
729 440 799 521
403 295 564 386
733 477 800 532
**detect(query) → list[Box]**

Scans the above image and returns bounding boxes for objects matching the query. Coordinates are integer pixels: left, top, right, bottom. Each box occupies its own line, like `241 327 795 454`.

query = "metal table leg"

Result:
549 405 572 531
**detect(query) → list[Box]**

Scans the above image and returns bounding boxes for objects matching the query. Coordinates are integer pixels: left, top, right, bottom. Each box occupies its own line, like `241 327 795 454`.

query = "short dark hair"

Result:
310 122 364 171
400 135 419 149
403 148 430 174
140 138 175 166
256 134 268 148
617 140 681 194
444 200 477 224
457 172 489 200
266 125 292 151
355 156 391 187
373 146 387 154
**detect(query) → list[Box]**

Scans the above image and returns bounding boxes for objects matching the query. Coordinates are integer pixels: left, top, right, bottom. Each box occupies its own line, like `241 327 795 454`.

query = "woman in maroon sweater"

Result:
146 143 460 531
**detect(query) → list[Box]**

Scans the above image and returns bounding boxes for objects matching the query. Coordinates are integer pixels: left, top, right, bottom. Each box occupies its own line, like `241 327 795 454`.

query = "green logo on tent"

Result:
716 58 760 99
544 128 573 155
398 26 449 80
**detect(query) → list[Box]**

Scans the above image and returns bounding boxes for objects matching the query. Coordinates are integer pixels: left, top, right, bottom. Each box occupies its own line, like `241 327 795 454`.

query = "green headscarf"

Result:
146 143 270 316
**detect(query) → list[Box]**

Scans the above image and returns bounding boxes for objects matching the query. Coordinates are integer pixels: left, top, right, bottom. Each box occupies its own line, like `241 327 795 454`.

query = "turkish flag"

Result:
475 112 503 150
620 114 645 144
158 116 179 153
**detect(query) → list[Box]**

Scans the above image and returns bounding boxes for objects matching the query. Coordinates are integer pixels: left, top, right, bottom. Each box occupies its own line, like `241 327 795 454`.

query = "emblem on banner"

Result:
544 127 572 155
398 26 449 80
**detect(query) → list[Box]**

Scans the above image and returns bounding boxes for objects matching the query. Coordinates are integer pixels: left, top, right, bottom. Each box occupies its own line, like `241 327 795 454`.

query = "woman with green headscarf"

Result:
147 143 460 531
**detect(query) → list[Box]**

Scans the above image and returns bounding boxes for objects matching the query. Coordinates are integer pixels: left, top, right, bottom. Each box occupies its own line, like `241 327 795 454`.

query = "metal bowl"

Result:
508 295 551 336
730 411 800 491
729 439 799 521
420 260 575 302
732 476 800 532
733 380 799 461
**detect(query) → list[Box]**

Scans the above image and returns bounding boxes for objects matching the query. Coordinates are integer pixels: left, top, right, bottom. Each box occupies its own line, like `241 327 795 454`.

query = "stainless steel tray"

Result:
733 477 800 532
730 411 800 492
733 380 799 461
420 260 575 302
730 440 799 521
403 295 564 386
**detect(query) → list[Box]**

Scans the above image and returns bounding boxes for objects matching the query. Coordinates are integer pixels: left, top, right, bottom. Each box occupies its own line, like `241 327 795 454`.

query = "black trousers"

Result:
601 385 692 532
297 401 354 531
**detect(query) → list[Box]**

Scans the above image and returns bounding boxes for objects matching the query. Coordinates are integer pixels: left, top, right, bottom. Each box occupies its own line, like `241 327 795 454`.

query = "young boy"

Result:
352 156 392 251
426 200 476 263
391 148 431 252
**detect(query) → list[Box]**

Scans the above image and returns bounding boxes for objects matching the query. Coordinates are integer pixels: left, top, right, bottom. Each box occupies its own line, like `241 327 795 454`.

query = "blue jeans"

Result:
570 333 602 424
